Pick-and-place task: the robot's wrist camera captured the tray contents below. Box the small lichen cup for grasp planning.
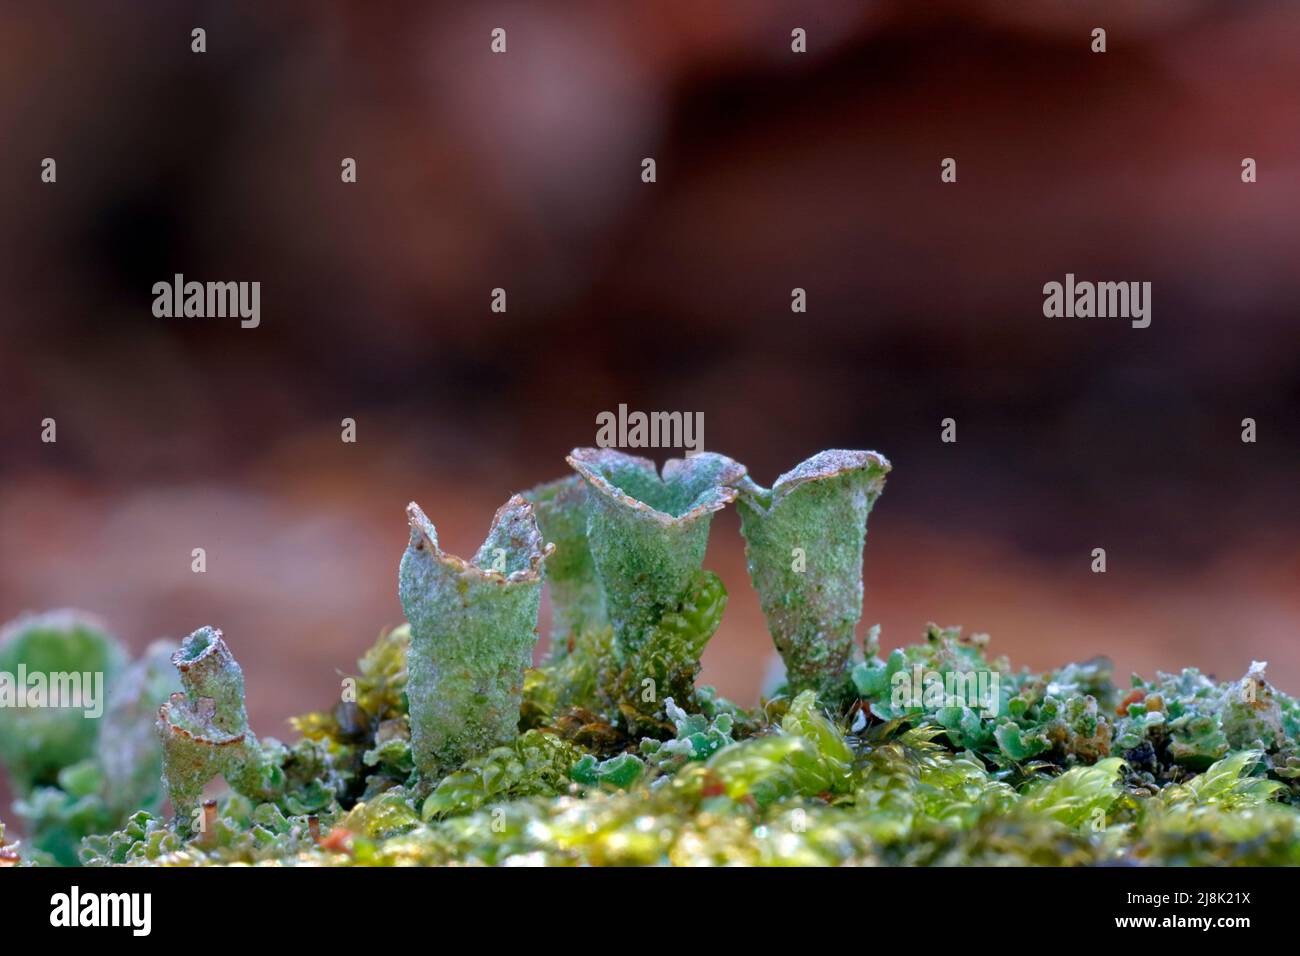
[733,450,890,696]
[99,640,181,819]
[399,495,553,780]
[157,626,276,827]
[523,475,607,652]
[0,610,127,793]
[565,448,745,664]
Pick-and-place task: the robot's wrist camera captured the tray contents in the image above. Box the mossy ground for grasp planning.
[38,620,1300,867]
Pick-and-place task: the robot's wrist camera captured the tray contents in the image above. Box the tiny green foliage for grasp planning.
[5,446,1300,867]
[611,569,728,728]
[779,690,855,794]
[640,697,735,772]
[1019,757,1126,827]
[570,751,644,790]
[421,729,581,820]
[1159,749,1283,810]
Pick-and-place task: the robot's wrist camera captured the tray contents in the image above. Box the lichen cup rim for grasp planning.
[566,447,746,526]
[172,625,226,670]
[157,697,247,748]
[734,448,892,513]
[405,494,553,584]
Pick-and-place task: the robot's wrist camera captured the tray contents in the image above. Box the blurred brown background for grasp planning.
[2,0,1298,815]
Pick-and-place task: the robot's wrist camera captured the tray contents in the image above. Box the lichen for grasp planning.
[735,450,890,697]
[0,611,127,792]
[156,627,284,827]
[399,496,552,779]
[523,475,607,648]
[566,448,742,659]
[4,445,1300,867]
[68,627,1300,867]
[0,617,178,864]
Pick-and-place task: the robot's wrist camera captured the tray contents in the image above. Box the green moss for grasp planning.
[421,730,581,820]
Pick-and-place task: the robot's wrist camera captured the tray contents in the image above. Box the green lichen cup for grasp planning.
[157,627,274,827]
[734,450,890,696]
[99,640,181,819]
[399,495,553,780]
[523,475,606,652]
[0,610,126,793]
[566,448,744,665]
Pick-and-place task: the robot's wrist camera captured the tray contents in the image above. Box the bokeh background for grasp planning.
[2,1,1298,814]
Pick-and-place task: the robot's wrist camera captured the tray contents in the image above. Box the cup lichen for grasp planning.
[565,448,744,722]
[734,449,890,697]
[4,445,1300,868]
[0,611,127,791]
[523,475,607,650]
[399,495,554,779]
[157,627,285,827]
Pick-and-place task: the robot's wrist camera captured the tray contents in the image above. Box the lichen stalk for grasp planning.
[523,475,607,651]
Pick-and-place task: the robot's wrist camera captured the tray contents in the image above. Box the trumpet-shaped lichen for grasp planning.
[735,450,890,697]
[4,445,1300,867]
[156,627,285,827]
[566,448,743,659]
[399,496,553,778]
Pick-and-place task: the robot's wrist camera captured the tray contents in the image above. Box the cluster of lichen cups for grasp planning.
[152,446,891,817]
[6,446,1300,866]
